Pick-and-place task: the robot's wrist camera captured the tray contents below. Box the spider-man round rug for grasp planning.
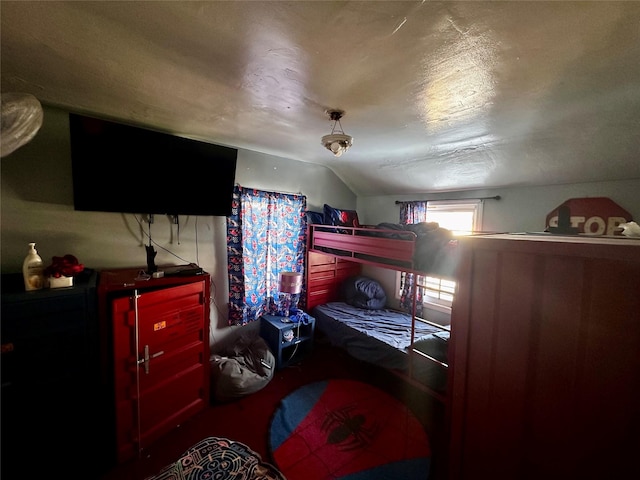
[268,379,431,480]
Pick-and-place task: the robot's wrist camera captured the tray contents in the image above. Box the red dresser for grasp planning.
[98,267,210,464]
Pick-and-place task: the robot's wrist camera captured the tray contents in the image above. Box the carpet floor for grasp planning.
[98,340,447,480]
[269,379,431,480]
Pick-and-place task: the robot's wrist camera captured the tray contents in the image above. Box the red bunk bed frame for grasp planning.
[305,223,459,403]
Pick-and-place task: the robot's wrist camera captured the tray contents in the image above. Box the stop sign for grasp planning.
[546,197,633,236]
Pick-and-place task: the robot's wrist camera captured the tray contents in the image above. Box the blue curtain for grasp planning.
[398,201,427,315]
[226,186,306,326]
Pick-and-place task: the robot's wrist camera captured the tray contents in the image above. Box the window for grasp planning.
[397,199,483,310]
[422,276,456,303]
[424,200,483,235]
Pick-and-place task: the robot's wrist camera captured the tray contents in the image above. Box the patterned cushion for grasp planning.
[323,204,360,227]
[147,436,285,480]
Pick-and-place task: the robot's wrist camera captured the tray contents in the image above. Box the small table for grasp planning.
[260,314,315,369]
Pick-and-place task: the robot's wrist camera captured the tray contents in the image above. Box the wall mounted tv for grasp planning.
[69,113,238,216]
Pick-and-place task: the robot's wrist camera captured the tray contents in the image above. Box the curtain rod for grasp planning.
[395,195,501,204]
[236,183,304,196]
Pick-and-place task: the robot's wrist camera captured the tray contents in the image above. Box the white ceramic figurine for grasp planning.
[618,221,640,237]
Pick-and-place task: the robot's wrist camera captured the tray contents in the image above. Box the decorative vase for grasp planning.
[49,276,73,289]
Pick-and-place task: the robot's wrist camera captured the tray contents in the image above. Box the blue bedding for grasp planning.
[312,302,449,393]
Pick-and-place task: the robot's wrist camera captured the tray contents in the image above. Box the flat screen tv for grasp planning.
[69,113,237,216]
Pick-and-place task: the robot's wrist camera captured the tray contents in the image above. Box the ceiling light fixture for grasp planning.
[321,109,353,157]
[1,92,43,158]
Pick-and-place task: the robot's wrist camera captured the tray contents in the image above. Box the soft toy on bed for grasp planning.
[341,275,387,310]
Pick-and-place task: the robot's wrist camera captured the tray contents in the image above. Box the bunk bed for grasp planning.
[309,221,458,275]
[305,212,460,402]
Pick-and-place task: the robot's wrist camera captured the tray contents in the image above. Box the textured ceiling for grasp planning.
[2,1,639,196]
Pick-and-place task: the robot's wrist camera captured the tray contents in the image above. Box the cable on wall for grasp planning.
[133,214,193,265]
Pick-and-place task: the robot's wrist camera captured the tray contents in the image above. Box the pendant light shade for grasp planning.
[321,110,353,157]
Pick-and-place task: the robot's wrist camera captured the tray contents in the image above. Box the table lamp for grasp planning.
[278,272,302,317]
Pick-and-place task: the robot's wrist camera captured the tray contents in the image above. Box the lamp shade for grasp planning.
[321,110,353,157]
[278,272,302,294]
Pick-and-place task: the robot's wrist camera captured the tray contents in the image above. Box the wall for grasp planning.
[0,105,356,346]
[357,179,640,323]
[357,182,639,229]
[4,105,639,348]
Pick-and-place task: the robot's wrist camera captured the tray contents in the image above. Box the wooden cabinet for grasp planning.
[1,269,108,478]
[448,234,640,479]
[98,268,210,464]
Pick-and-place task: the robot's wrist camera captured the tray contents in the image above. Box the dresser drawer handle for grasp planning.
[137,346,165,374]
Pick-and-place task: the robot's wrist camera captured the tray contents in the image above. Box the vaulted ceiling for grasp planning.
[2,1,639,196]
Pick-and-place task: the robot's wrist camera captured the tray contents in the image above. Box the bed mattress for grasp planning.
[312,302,449,393]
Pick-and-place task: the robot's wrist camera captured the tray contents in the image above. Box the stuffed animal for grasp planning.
[618,221,640,237]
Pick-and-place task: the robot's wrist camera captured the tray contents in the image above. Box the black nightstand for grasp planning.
[260,314,315,369]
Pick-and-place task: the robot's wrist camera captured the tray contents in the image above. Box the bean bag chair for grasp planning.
[210,329,275,402]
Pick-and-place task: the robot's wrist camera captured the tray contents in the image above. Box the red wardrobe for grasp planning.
[448,234,640,479]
